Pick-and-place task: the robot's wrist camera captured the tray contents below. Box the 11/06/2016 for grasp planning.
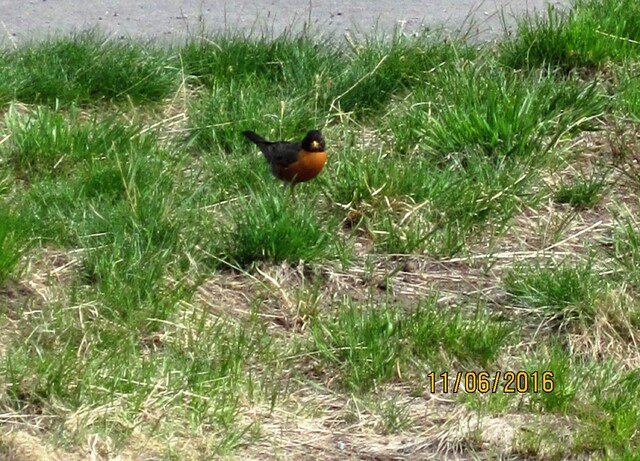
[426,371,555,394]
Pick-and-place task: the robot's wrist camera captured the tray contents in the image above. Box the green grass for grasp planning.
[388,63,606,161]
[504,260,603,327]
[327,30,477,118]
[615,64,640,119]
[468,343,640,457]
[219,190,339,266]
[3,105,161,179]
[0,31,179,106]
[611,212,640,285]
[500,0,640,71]
[554,171,609,209]
[323,60,611,256]
[0,207,24,285]
[1,1,640,458]
[309,298,510,392]
[179,32,339,90]
[188,78,325,154]
[3,303,275,454]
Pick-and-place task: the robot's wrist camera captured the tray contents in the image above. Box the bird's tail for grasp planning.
[242,130,268,145]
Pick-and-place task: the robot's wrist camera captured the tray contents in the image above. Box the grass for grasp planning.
[309,297,510,392]
[554,171,609,209]
[1,1,640,458]
[388,62,606,161]
[611,212,640,285]
[0,207,23,285]
[0,30,179,106]
[504,260,603,327]
[3,105,162,180]
[220,190,339,266]
[614,64,640,119]
[500,0,640,71]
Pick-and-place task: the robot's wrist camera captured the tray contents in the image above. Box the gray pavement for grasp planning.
[0,0,570,44]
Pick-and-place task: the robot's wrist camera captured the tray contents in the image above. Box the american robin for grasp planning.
[242,130,327,184]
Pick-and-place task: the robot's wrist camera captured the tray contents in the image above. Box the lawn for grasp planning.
[1,0,640,459]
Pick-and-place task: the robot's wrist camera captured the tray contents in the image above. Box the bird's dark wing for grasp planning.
[242,131,301,166]
[260,141,302,167]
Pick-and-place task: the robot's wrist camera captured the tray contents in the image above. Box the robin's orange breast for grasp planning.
[274,150,327,183]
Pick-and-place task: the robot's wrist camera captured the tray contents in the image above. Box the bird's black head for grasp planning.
[301,130,325,152]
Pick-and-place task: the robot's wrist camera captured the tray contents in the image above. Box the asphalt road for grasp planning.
[0,0,570,44]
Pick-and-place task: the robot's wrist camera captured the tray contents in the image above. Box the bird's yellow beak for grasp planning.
[311,140,320,149]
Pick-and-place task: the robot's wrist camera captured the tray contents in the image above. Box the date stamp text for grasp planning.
[427,371,554,394]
